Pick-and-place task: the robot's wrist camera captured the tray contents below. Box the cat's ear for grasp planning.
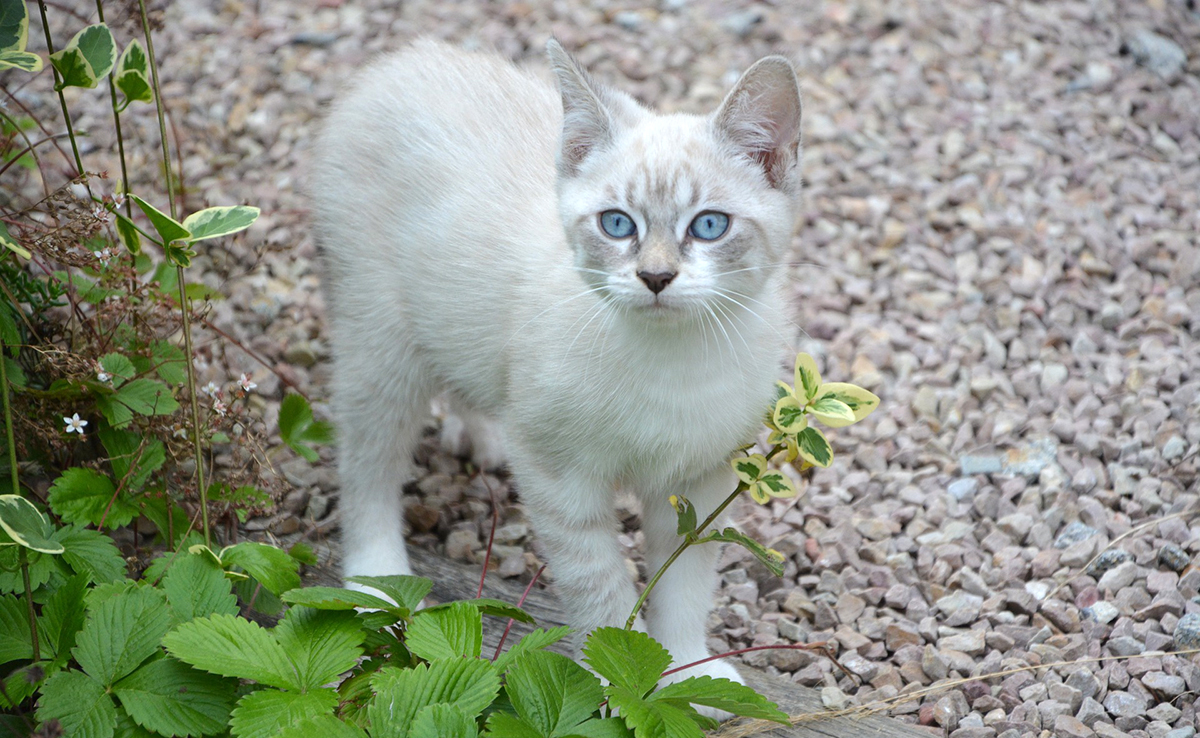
[546,39,641,176]
[713,56,803,191]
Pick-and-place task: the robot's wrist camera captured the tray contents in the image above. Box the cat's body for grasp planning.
[312,39,801,687]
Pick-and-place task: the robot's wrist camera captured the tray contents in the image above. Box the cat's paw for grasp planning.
[438,410,507,470]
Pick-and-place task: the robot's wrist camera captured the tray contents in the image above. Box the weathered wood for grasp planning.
[306,545,930,738]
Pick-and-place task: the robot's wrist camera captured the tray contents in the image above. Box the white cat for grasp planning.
[311,39,801,687]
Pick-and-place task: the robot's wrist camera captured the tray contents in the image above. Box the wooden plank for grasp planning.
[306,544,930,738]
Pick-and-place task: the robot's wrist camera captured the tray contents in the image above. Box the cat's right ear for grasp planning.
[546,39,638,176]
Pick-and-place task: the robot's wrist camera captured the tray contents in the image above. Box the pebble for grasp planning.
[947,478,979,501]
[1173,613,1200,650]
[1125,28,1188,82]
[1158,544,1191,572]
[1055,522,1099,549]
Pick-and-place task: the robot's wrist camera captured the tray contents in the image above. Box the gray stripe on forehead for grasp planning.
[624,160,703,206]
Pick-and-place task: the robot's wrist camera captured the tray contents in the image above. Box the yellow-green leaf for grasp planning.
[0,495,64,554]
[0,50,41,72]
[114,213,141,254]
[50,46,97,89]
[808,396,855,427]
[68,23,117,79]
[182,206,260,242]
[756,471,796,499]
[731,454,767,484]
[115,38,148,76]
[131,195,190,245]
[0,0,30,55]
[115,69,152,108]
[796,427,833,468]
[0,222,30,259]
[772,395,807,434]
[816,382,880,426]
[793,353,821,403]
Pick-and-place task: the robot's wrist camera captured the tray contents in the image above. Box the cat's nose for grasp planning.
[637,270,676,294]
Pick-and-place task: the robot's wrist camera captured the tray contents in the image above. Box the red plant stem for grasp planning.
[491,564,546,661]
[659,641,854,683]
[476,473,500,599]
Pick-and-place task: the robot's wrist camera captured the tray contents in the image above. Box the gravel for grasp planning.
[15,0,1200,734]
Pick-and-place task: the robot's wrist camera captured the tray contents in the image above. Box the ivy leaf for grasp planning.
[0,593,32,664]
[182,206,260,242]
[700,528,785,576]
[57,525,127,583]
[749,471,796,506]
[0,221,31,258]
[369,659,500,738]
[273,607,364,690]
[115,69,152,109]
[115,38,148,76]
[796,426,833,468]
[582,628,671,698]
[278,393,334,462]
[50,46,97,89]
[47,468,138,530]
[67,23,117,78]
[163,613,299,690]
[36,670,118,738]
[220,541,301,596]
[493,626,573,674]
[772,395,807,434]
[730,454,766,485]
[0,0,30,55]
[650,675,789,724]
[228,688,338,738]
[0,49,41,72]
[0,494,64,553]
[793,353,822,403]
[808,395,855,427]
[130,195,190,245]
[161,552,238,624]
[73,586,172,687]
[114,213,142,254]
[113,657,237,738]
[669,495,696,537]
[410,704,478,738]
[814,382,880,427]
[406,601,482,661]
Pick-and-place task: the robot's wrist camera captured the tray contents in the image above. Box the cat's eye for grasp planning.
[689,212,730,240]
[599,210,636,239]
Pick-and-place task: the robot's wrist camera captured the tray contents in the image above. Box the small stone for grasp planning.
[934,693,968,730]
[1041,600,1081,633]
[1147,703,1182,723]
[948,478,980,500]
[1086,549,1132,577]
[820,686,851,710]
[1102,691,1145,718]
[1097,561,1139,592]
[1107,636,1145,656]
[1158,543,1191,571]
[305,494,331,520]
[405,502,441,533]
[885,623,922,651]
[1055,522,1098,549]
[1165,729,1197,738]
[1077,696,1107,727]
[1161,435,1186,461]
[1083,601,1119,624]
[940,630,986,655]
[270,515,300,535]
[444,529,477,561]
[283,340,318,368]
[1125,28,1188,82]
[1172,613,1200,650]
[923,645,949,680]
[1056,715,1095,738]
[1140,672,1185,698]
[1066,669,1100,700]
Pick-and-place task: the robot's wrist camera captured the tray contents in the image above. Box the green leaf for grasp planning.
[73,586,171,686]
[669,495,696,537]
[344,575,431,611]
[37,670,118,738]
[0,298,19,349]
[0,222,30,259]
[606,685,703,738]
[162,553,238,624]
[505,650,604,737]
[793,353,822,404]
[220,541,300,596]
[151,259,179,293]
[96,395,134,429]
[0,593,32,664]
[700,527,785,576]
[228,688,337,738]
[68,23,117,79]
[114,378,179,418]
[410,704,478,738]
[115,709,165,738]
[114,213,142,254]
[493,626,572,673]
[165,242,195,268]
[274,607,364,690]
[582,628,671,698]
[0,546,62,595]
[424,597,536,625]
[114,69,152,108]
[0,494,63,553]
[288,542,318,566]
[57,525,127,583]
[0,49,42,73]
[184,282,223,301]
[771,395,807,434]
[0,0,29,54]
[276,714,369,738]
[97,426,165,494]
[0,660,49,711]
[484,713,544,738]
[278,393,333,462]
[164,613,299,690]
[115,38,147,75]
[182,206,260,242]
[730,454,766,485]
[50,46,98,89]
[280,586,396,612]
[114,657,236,737]
[47,468,138,530]
[750,471,796,506]
[149,340,187,385]
[369,659,500,738]
[650,675,788,724]
[406,601,482,661]
[796,426,833,468]
[98,353,136,387]
[37,574,88,667]
[814,382,880,427]
[808,395,855,427]
[130,195,190,245]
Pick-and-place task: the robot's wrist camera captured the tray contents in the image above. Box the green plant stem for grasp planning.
[0,335,16,495]
[136,0,208,547]
[624,444,785,629]
[19,548,39,661]
[35,1,89,188]
[94,0,132,219]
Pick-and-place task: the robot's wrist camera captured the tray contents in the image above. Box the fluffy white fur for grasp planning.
[311,39,802,691]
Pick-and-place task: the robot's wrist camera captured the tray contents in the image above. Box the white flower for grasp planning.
[237,373,257,392]
[213,398,227,417]
[95,361,111,383]
[93,247,113,266]
[173,425,188,439]
[63,413,88,434]
[92,204,111,223]
[202,381,220,397]
[113,192,126,208]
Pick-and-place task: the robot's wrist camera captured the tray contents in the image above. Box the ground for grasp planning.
[13,0,1200,736]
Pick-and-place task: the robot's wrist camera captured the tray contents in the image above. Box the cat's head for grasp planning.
[547,40,802,321]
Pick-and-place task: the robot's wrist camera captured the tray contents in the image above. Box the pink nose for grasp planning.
[637,271,676,294]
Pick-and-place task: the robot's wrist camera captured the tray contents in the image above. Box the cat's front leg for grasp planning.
[641,466,745,693]
[509,448,644,654]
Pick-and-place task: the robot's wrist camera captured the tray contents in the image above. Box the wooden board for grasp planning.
[307,544,932,738]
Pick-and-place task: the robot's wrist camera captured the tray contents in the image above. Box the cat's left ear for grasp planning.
[546,39,643,176]
[713,57,803,191]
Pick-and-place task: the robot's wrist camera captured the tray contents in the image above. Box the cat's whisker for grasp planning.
[710,298,754,361]
[567,266,617,280]
[713,287,804,349]
[501,284,611,352]
[555,299,610,382]
[704,301,744,373]
[709,260,830,279]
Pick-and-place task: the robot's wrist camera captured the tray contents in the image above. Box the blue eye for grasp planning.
[689,212,730,240]
[600,210,636,238]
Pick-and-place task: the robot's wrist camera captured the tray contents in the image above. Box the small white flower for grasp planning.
[92,204,111,223]
[63,413,88,434]
[94,361,111,383]
[113,192,126,208]
[173,425,188,439]
[237,373,257,392]
[93,247,113,266]
[202,381,220,397]
[213,398,227,417]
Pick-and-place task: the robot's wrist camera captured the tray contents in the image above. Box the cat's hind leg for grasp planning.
[437,396,507,471]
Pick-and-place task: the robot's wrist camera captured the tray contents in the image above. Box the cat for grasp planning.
[310,38,802,689]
